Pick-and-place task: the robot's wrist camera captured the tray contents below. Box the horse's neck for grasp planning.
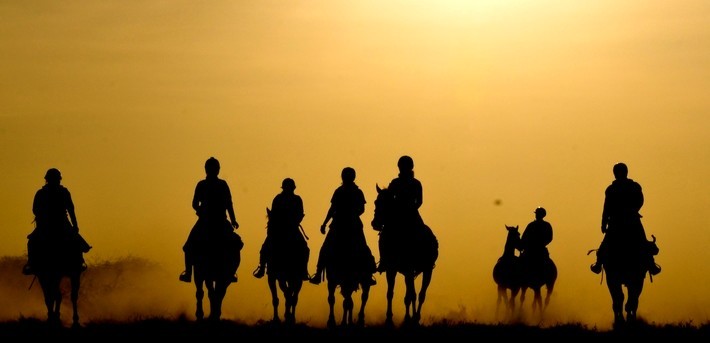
[503,234,519,258]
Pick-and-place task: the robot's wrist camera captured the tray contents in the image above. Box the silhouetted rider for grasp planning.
[377,155,426,272]
[519,207,553,268]
[253,178,310,280]
[591,162,660,275]
[24,168,90,275]
[310,167,376,285]
[180,157,239,283]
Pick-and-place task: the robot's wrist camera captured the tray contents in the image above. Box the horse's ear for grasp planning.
[376,184,381,192]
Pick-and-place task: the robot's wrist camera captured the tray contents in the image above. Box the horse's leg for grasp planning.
[195,278,205,321]
[327,281,337,328]
[342,289,354,326]
[414,269,433,323]
[543,281,555,312]
[357,283,370,327]
[290,280,303,324]
[605,278,625,326]
[509,287,520,318]
[212,281,228,321]
[40,276,62,325]
[268,275,280,323]
[402,274,416,325]
[281,280,293,324]
[70,273,81,328]
[533,288,542,316]
[625,277,644,323]
[207,281,225,321]
[496,285,506,319]
[384,270,396,327]
[519,287,527,314]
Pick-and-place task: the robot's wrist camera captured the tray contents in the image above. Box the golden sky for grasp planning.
[1,1,709,329]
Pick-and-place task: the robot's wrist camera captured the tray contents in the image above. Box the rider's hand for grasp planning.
[320,224,326,235]
[601,225,607,234]
[232,221,239,230]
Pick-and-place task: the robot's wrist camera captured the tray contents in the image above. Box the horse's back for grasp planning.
[521,257,556,289]
[194,231,242,281]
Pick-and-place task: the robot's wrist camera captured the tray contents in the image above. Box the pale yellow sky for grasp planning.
[1,1,709,329]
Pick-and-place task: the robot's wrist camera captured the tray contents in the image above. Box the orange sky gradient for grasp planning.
[1,1,709,330]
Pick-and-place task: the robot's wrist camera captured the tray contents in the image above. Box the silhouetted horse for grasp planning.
[321,230,376,328]
[30,232,90,328]
[371,185,438,326]
[493,225,522,319]
[591,225,660,327]
[191,229,242,321]
[519,247,556,317]
[263,208,309,325]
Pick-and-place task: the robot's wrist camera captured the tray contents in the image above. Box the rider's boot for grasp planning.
[179,266,192,283]
[590,258,603,274]
[309,269,323,285]
[253,264,266,279]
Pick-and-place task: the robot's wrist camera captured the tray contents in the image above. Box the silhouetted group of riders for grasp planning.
[22,156,660,325]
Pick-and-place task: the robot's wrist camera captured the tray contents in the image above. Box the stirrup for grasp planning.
[309,272,322,285]
[179,271,192,283]
[649,263,661,276]
[590,262,602,274]
[253,265,265,279]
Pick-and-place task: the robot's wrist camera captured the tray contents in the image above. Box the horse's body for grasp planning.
[493,225,522,318]
[371,185,438,326]
[322,230,376,328]
[263,208,309,325]
[30,232,89,328]
[519,252,556,316]
[597,222,658,327]
[191,230,242,321]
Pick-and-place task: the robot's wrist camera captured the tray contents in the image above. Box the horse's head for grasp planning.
[371,184,392,231]
[502,225,520,256]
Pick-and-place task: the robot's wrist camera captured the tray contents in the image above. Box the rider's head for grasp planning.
[397,155,414,172]
[205,157,220,177]
[44,168,62,185]
[341,167,356,183]
[281,178,296,192]
[613,162,628,180]
[534,207,547,219]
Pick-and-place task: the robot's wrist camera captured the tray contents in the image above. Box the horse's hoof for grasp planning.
[327,319,336,329]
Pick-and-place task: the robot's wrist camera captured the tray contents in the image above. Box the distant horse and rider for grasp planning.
[23,168,91,328]
[309,167,377,328]
[371,156,439,327]
[253,178,311,325]
[588,163,661,327]
[493,207,557,322]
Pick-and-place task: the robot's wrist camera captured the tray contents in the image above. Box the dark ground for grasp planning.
[1,318,708,342]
